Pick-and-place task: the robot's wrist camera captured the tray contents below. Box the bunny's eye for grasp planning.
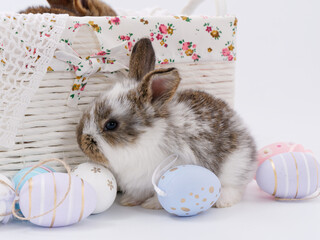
[104,120,118,131]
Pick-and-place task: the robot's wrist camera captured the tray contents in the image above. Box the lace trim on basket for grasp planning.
[0,13,68,149]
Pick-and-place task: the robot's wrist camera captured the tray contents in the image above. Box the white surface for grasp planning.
[1,0,320,239]
[1,182,320,239]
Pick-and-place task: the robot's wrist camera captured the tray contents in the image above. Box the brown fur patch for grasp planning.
[76,112,88,148]
[175,90,242,173]
[75,0,117,16]
[47,0,74,11]
[21,0,116,16]
[20,6,76,15]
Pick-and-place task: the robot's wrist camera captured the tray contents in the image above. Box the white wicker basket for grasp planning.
[0,12,237,177]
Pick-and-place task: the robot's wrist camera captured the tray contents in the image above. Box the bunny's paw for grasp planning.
[141,195,163,210]
[120,194,142,207]
[214,186,243,208]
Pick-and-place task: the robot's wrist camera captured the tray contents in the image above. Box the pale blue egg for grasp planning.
[13,166,55,192]
[157,165,221,217]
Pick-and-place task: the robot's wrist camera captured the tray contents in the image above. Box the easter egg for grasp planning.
[19,172,97,227]
[257,142,311,166]
[156,165,221,216]
[71,163,117,214]
[13,165,55,192]
[0,174,15,224]
[256,152,320,199]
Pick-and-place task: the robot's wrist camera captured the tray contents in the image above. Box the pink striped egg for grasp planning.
[19,172,97,227]
[257,142,311,166]
[256,152,320,199]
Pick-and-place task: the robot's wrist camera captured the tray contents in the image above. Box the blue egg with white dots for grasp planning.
[157,165,221,217]
[13,165,55,192]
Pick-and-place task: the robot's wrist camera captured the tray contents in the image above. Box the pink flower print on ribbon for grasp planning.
[159,24,168,34]
[158,58,175,64]
[111,17,120,25]
[178,40,201,62]
[150,22,175,47]
[128,42,133,51]
[156,34,163,40]
[222,48,230,56]
[192,53,199,61]
[74,23,81,29]
[203,23,222,40]
[118,33,134,51]
[80,83,87,91]
[222,41,236,61]
[182,42,190,50]
[69,22,86,32]
[95,51,107,56]
[108,17,121,30]
[151,23,175,47]
[73,65,79,71]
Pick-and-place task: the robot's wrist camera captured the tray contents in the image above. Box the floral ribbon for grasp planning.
[55,42,130,108]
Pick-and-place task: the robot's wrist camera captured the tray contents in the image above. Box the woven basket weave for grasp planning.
[0,16,235,177]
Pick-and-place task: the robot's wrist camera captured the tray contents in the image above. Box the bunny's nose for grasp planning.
[78,134,109,165]
[81,134,98,149]
[79,134,99,156]
[85,134,97,145]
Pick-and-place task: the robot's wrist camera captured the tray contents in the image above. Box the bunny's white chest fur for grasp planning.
[97,118,169,198]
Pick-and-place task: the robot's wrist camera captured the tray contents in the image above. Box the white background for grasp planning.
[1,0,320,239]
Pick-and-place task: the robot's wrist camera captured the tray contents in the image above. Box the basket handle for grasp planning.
[181,0,227,16]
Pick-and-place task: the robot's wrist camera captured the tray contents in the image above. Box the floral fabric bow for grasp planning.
[55,42,129,108]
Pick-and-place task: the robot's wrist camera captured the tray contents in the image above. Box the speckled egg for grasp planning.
[13,165,55,192]
[19,172,97,227]
[157,165,221,217]
[256,152,320,199]
[71,163,117,214]
[0,174,15,224]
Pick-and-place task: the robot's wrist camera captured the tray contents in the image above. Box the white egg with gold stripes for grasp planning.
[256,152,320,199]
[19,172,97,227]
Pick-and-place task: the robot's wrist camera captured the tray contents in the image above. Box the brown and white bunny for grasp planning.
[21,0,116,16]
[76,38,257,209]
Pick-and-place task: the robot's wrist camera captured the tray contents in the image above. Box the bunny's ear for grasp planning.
[73,0,117,16]
[128,38,156,81]
[138,68,181,106]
